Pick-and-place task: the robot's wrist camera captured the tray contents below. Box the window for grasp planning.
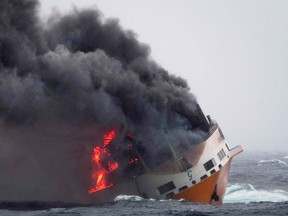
[178,158,192,171]
[217,149,226,161]
[200,174,208,181]
[157,181,176,195]
[203,158,216,171]
[178,185,188,192]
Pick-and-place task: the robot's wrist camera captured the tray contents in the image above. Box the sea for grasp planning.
[0,151,288,216]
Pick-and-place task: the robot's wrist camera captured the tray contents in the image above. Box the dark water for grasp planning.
[1,152,288,216]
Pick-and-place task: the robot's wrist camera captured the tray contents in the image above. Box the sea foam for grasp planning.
[224,183,288,203]
[114,195,144,202]
[257,159,287,167]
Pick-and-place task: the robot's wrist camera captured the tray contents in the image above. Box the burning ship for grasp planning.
[88,105,243,205]
[0,0,242,204]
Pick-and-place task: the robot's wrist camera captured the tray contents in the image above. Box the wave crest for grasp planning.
[114,195,144,202]
[224,183,288,203]
[257,159,287,167]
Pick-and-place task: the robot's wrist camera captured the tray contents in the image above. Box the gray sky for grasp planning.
[39,0,288,152]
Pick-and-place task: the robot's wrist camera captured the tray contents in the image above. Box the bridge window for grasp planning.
[203,158,216,171]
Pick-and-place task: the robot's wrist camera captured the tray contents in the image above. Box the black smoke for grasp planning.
[0,0,206,202]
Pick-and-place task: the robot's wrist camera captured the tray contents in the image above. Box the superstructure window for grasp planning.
[178,185,188,192]
[200,174,208,181]
[157,181,176,195]
[178,158,192,171]
[203,158,216,171]
[217,149,226,161]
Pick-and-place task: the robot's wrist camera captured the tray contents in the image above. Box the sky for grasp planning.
[39,0,288,152]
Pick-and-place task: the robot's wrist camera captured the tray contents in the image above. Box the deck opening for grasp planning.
[204,158,216,171]
[157,181,176,195]
[178,185,188,192]
[200,174,208,181]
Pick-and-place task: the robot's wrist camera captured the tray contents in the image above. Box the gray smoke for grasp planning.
[0,0,204,202]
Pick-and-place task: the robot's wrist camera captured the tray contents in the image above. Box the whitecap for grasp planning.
[283,156,288,159]
[114,195,144,202]
[223,183,288,204]
[257,159,287,167]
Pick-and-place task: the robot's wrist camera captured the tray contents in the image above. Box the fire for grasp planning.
[103,130,116,147]
[108,161,119,171]
[88,130,119,194]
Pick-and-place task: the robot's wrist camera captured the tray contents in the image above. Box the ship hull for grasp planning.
[174,157,232,204]
[89,124,243,205]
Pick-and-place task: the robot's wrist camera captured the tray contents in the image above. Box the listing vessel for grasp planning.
[89,104,243,205]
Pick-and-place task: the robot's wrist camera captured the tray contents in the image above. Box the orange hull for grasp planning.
[174,158,232,204]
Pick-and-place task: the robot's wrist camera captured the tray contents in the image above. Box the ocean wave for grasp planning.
[257,159,287,167]
[114,195,144,202]
[224,183,288,204]
[267,174,288,184]
[0,201,85,210]
[113,195,187,203]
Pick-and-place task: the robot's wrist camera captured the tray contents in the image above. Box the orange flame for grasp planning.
[89,130,119,194]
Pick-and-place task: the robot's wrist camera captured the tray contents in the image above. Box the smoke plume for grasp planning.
[0,0,205,202]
